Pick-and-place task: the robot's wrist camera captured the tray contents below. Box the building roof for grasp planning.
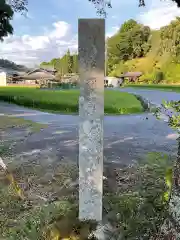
[119,72,142,78]
[40,66,56,72]
[19,68,55,80]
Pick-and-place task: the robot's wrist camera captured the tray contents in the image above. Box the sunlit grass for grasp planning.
[0,87,144,114]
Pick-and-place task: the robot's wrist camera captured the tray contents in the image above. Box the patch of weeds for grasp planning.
[0,116,47,133]
[0,160,98,240]
[0,183,26,238]
[2,200,98,240]
[0,144,12,158]
[104,152,173,240]
[4,200,73,239]
[0,152,173,239]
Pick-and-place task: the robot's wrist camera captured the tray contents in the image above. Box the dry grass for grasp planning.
[0,114,174,239]
[0,115,47,132]
[0,150,173,239]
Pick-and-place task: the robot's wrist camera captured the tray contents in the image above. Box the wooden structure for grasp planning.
[11,68,56,85]
[119,72,142,83]
[40,66,57,75]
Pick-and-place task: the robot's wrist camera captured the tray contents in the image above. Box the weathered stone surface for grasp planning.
[78,19,105,221]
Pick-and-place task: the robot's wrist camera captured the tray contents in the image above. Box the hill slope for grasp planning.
[108,18,180,84]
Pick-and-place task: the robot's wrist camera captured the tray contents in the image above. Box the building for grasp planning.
[0,72,7,86]
[15,68,56,84]
[40,66,57,75]
[104,77,123,87]
[119,72,142,82]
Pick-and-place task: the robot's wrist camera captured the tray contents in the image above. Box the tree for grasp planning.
[88,0,180,10]
[6,0,28,13]
[107,20,151,62]
[160,17,180,63]
[72,54,78,73]
[0,0,14,41]
[66,49,73,74]
[4,0,180,16]
[119,19,138,33]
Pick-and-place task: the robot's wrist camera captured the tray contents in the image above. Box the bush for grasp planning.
[139,73,154,84]
[153,71,164,83]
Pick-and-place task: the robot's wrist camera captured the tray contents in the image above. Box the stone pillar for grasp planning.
[78,19,105,221]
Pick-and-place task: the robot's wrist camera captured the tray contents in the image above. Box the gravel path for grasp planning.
[0,89,178,167]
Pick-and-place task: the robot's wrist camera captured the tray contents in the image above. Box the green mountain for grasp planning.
[107,18,180,84]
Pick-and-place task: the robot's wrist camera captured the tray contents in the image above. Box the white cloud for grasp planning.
[138,0,180,29]
[0,21,77,67]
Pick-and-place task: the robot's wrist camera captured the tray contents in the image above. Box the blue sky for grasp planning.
[2,0,180,66]
[12,0,147,36]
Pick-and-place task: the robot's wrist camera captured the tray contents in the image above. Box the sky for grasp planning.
[1,0,180,67]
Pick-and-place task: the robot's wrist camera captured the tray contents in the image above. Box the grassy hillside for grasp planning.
[108,21,180,84]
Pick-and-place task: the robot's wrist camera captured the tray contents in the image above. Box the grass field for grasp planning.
[0,87,144,115]
[125,84,180,92]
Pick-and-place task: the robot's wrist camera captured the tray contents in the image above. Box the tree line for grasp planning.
[41,19,152,77]
[40,50,78,78]
[41,17,180,78]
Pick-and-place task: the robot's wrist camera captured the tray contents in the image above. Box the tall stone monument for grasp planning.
[78,19,105,221]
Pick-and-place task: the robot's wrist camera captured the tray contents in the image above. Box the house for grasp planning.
[40,66,57,75]
[119,72,142,82]
[104,77,123,87]
[0,72,7,86]
[17,68,56,84]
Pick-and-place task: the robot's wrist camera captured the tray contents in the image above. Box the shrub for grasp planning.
[153,71,164,83]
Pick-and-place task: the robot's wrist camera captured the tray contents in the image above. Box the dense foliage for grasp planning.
[160,17,180,63]
[107,19,151,74]
[107,17,180,83]
[88,0,180,14]
[0,0,14,41]
[7,0,28,13]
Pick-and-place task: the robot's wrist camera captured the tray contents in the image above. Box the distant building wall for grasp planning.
[104,77,123,87]
[8,83,39,87]
[0,72,7,86]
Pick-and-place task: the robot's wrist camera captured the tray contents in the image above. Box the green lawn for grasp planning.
[0,87,143,115]
[125,84,180,92]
